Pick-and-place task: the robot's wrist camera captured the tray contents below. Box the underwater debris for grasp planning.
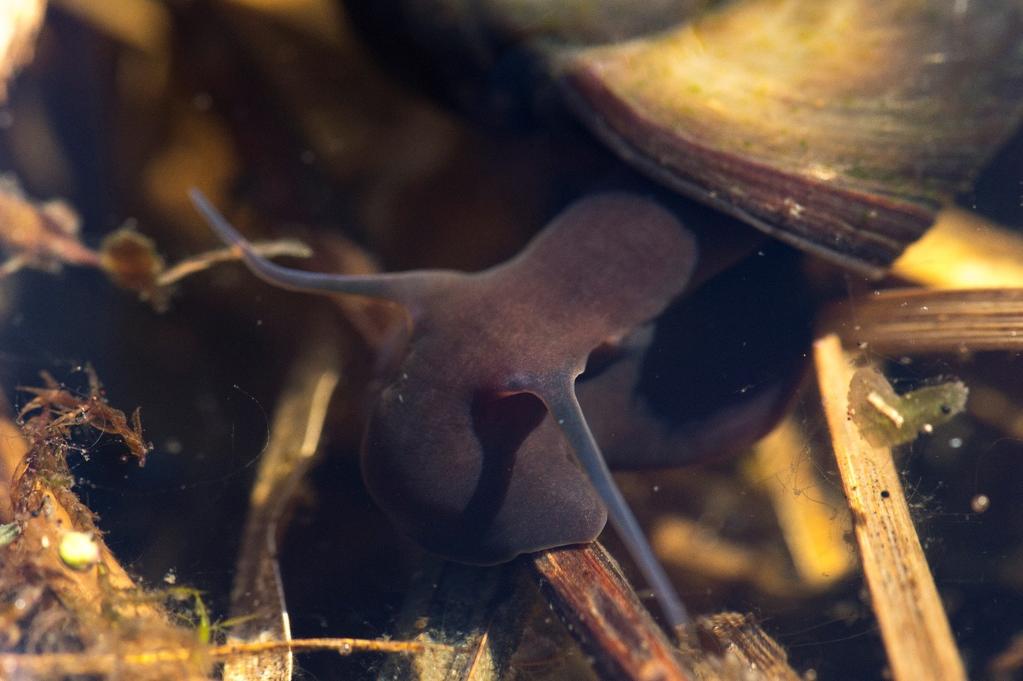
[0,369,452,680]
[0,172,310,312]
[100,225,312,311]
[0,371,208,680]
[18,368,151,464]
[848,367,968,448]
[816,337,966,681]
[0,175,99,276]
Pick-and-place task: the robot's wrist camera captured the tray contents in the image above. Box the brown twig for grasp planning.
[530,543,694,681]
[813,334,965,681]
[681,612,803,681]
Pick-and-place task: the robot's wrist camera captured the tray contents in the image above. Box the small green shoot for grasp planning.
[848,367,968,447]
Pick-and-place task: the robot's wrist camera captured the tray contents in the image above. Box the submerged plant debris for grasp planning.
[99,225,312,311]
[1,371,435,680]
[848,367,969,448]
[0,372,207,680]
[18,368,151,464]
[0,173,310,310]
[0,174,99,275]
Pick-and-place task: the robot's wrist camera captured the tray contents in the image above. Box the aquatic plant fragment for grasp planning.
[848,367,967,448]
[190,188,697,627]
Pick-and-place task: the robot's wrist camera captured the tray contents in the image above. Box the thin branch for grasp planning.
[813,334,965,681]
[157,239,313,287]
[0,637,443,678]
[531,543,694,681]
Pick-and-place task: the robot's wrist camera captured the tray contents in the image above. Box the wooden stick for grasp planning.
[822,287,1023,353]
[682,612,803,681]
[813,334,965,681]
[530,543,695,681]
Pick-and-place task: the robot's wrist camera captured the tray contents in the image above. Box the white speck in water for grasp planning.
[921,423,933,434]
[164,570,177,585]
[652,485,660,493]
[899,356,912,365]
[783,197,804,218]
[949,437,963,449]
[164,438,183,455]
[971,494,990,513]
[14,598,26,610]
[397,394,404,404]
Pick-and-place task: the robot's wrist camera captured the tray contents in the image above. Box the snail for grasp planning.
[191,188,700,627]
[344,0,1023,276]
